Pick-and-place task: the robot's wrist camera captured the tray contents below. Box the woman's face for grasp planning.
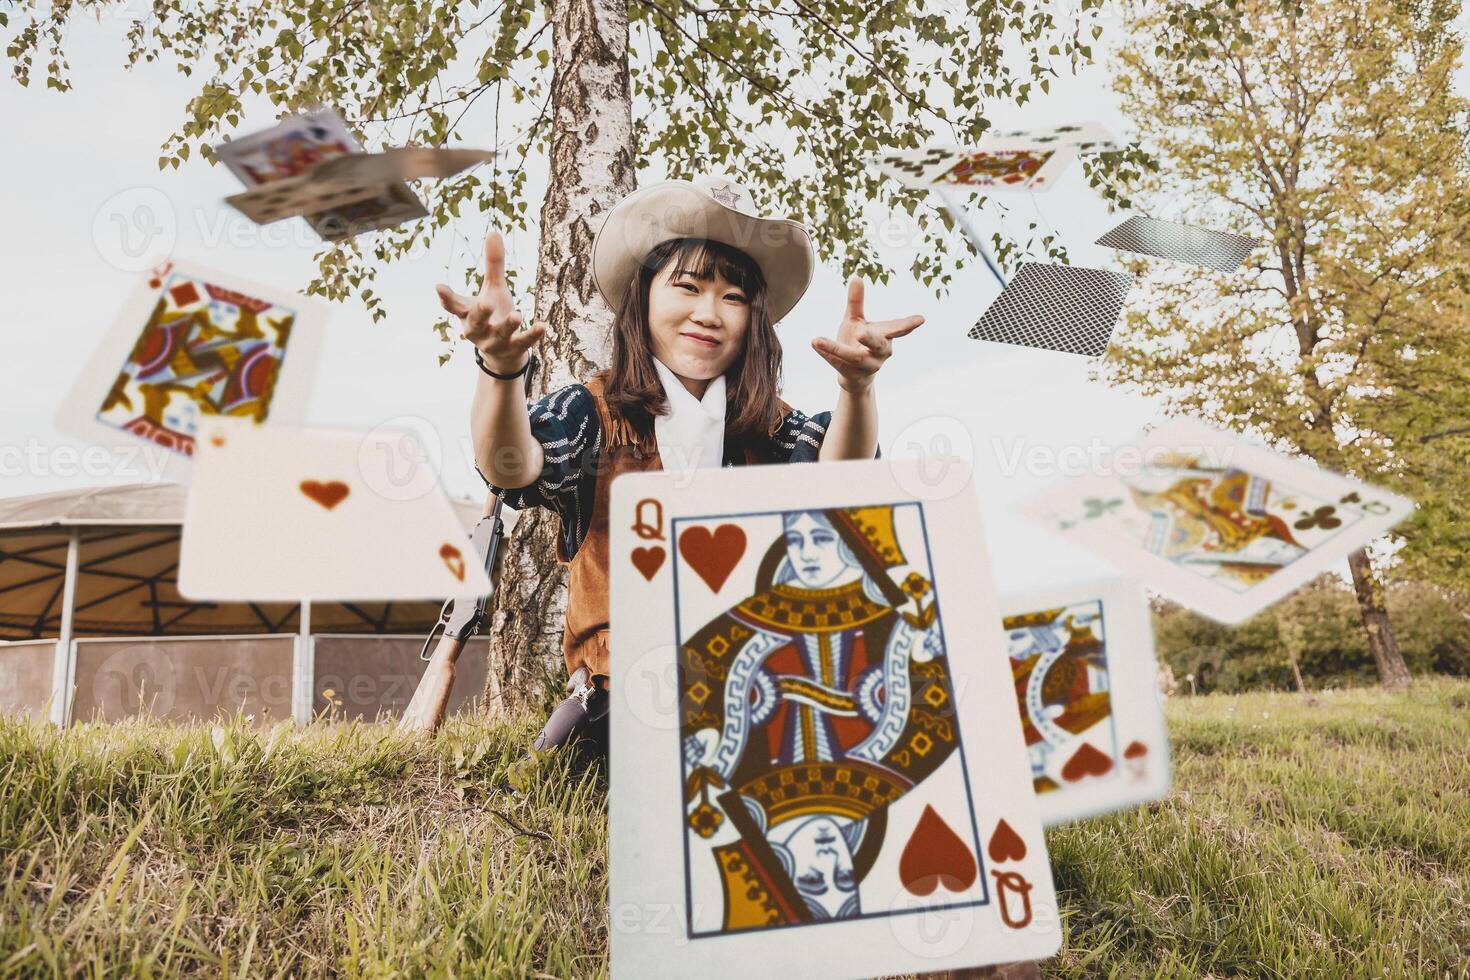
[784,513,859,590]
[645,252,752,383]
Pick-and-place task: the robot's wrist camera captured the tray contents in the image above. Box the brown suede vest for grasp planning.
[563,374,792,678]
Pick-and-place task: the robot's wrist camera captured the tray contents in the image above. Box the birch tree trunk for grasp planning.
[483,0,636,714]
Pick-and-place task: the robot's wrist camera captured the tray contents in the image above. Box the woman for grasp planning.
[436,173,924,753]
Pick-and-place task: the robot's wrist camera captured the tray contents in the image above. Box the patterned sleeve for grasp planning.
[475,383,601,559]
[771,407,882,463]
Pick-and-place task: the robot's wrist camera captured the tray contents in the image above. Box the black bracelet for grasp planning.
[474,347,533,381]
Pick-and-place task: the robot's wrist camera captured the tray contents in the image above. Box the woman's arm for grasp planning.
[438,231,548,489]
[469,367,544,489]
[818,383,879,461]
[813,277,923,462]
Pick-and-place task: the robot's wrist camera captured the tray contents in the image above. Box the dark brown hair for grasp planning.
[603,238,785,451]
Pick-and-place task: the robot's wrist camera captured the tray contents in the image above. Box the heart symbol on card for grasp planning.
[1123,740,1149,760]
[439,543,466,582]
[299,480,350,510]
[1061,742,1114,782]
[987,818,1027,864]
[209,435,226,448]
[899,805,977,896]
[678,524,746,594]
[631,546,665,581]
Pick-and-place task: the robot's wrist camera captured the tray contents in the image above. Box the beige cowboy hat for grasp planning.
[591,173,815,324]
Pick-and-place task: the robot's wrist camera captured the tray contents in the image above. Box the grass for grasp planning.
[2,680,1468,978]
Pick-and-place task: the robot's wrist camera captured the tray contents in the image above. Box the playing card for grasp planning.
[224,146,490,240]
[305,183,429,242]
[967,262,1133,357]
[610,460,1060,978]
[980,122,1120,154]
[999,578,1170,826]
[178,418,490,602]
[214,108,360,188]
[56,260,325,482]
[871,144,1075,192]
[1020,420,1416,624]
[1096,216,1260,272]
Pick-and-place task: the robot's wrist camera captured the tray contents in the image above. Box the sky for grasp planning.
[7,6,1456,597]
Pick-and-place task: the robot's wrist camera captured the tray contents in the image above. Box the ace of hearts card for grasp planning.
[56,260,324,483]
[609,460,1059,978]
[178,418,490,602]
[999,578,1170,826]
[1020,420,1415,624]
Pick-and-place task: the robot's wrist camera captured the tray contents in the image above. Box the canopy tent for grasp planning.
[0,483,498,727]
[0,482,488,639]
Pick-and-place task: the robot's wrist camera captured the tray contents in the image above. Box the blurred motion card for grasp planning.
[999,578,1170,826]
[217,107,493,241]
[56,260,325,480]
[980,122,1120,154]
[968,262,1133,357]
[214,107,360,187]
[1096,216,1260,272]
[1020,420,1415,624]
[178,419,491,602]
[608,459,1060,979]
[871,144,1075,191]
[304,182,428,242]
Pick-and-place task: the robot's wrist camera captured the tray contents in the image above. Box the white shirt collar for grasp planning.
[651,357,726,473]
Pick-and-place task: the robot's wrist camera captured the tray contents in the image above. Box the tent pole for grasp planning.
[292,600,313,726]
[48,528,80,728]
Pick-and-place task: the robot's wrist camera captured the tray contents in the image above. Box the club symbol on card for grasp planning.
[299,479,350,510]
[678,524,746,594]
[987,818,1027,864]
[633,498,667,541]
[1293,505,1342,531]
[439,543,466,582]
[899,805,977,897]
[1061,742,1113,782]
[631,546,666,581]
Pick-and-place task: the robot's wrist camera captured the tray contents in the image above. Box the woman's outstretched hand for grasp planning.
[437,230,547,374]
[812,277,924,393]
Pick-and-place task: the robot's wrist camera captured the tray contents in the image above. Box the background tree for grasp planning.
[1152,578,1470,693]
[5,0,1146,711]
[1109,0,1470,690]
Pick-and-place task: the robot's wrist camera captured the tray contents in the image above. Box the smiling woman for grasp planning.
[435,173,925,755]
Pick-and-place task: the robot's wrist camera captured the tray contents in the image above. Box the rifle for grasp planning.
[398,490,507,733]
[399,354,538,734]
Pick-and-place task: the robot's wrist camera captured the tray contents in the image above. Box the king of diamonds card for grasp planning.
[59,261,323,478]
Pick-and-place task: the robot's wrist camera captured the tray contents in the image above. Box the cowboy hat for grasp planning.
[591,173,815,324]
